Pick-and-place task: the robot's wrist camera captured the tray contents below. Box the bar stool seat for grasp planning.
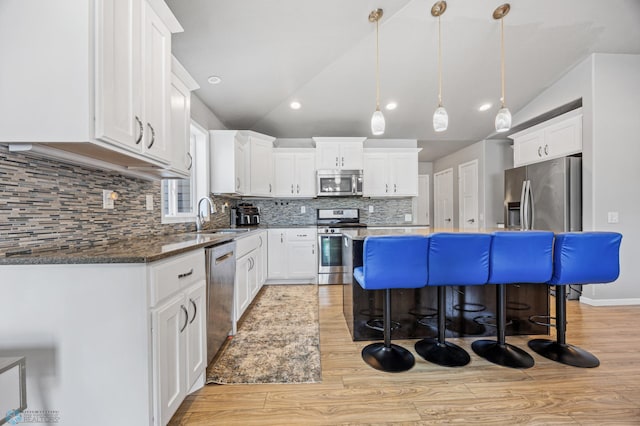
[353,235,429,372]
[528,232,622,368]
[415,233,492,367]
[471,231,554,369]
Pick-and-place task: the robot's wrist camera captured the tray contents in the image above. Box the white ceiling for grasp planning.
[166,0,640,161]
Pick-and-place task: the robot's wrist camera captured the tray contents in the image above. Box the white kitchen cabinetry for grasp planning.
[149,250,207,426]
[0,0,184,177]
[511,110,583,167]
[313,137,366,170]
[363,149,419,197]
[273,149,317,197]
[267,228,317,283]
[210,131,275,195]
[233,231,268,329]
[168,57,200,177]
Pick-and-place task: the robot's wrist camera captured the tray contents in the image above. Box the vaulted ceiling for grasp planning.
[166,0,640,161]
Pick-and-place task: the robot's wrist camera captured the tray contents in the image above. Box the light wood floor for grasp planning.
[170,285,640,425]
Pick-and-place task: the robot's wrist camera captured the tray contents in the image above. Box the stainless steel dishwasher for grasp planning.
[205,241,236,365]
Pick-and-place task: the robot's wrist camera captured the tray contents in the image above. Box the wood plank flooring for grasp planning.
[170,285,640,425]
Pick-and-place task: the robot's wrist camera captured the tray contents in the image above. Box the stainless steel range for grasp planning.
[317,208,366,285]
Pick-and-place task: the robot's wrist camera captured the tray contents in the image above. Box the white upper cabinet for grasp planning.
[511,110,583,167]
[210,130,275,195]
[168,57,199,177]
[313,137,365,170]
[363,149,419,197]
[273,149,316,198]
[0,0,184,176]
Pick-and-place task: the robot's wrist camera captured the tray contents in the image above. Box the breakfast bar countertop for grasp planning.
[343,226,503,240]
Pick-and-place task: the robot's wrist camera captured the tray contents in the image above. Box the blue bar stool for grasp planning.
[528,232,622,368]
[353,235,429,372]
[415,233,492,367]
[472,231,554,368]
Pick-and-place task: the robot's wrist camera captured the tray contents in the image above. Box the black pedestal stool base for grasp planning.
[528,339,600,368]
[472,340,534,369]
[415,339,470,367]
[362,343,415,372]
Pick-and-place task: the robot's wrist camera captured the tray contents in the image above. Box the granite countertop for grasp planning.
[343,227,501,240]
[0,231,249,265]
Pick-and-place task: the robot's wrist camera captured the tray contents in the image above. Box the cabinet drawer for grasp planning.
[236,232,265,258]
[149,249,205,307]
[287,228,316,241]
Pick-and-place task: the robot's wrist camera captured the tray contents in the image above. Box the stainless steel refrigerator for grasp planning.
[504,156,582,297]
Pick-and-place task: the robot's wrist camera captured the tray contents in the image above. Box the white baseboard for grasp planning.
[579,297,640,306]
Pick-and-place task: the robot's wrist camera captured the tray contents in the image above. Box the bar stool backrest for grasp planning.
[356,235,429,290]
[549,232,622,285]
[488,231,554,284]
[427,233,492,286]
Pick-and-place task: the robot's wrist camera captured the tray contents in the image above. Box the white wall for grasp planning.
[514,53,640,304]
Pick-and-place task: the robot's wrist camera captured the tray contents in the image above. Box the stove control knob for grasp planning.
[330,229,335,233]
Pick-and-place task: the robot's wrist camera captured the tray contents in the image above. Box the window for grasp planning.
[161,122,209,223]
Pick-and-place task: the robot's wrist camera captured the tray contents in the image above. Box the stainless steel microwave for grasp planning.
[316,170,363,196]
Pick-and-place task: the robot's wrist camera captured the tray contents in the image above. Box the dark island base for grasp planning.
[343,237,550,341]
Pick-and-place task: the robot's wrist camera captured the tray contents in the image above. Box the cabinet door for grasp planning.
[94,0,142,151]
[267,230,287,278]
[234,141,246,194]
[295,153,317,197]
[340,143,364,169]
[258,233,267,286]
[142,2,171,163]
[248,254,260,299]
[544,115,582,159]
[287,241,317,279]
[513,129,545,167]
[153,294,187,426]
[273,153,296,197]
[362,153,389,196]
[184,281,206,389]
[169,73,192,176]
[315,142,341,169]
[250,138,274,196]
[235,254,251,321]
[389,152,418,196]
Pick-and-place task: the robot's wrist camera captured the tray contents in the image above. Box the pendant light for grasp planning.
[494,4,511,132]
[369,9,385,135]
[432,1,448,132]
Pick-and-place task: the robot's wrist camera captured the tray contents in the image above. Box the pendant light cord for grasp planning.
[375,17,380,110]
[437,15,442,107]
[500,16,505,108]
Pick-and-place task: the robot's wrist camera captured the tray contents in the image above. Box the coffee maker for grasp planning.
[232,203,260,227]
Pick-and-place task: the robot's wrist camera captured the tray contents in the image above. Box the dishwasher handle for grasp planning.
[215,251,234,265]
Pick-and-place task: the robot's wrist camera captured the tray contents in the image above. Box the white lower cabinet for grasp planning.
[233,231,267,329]
[150,249,207,426]
[267,228,317,282]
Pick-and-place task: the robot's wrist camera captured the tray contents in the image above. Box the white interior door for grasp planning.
[413,174,430,225]
[434,168,453,230]
[459,159,479,231]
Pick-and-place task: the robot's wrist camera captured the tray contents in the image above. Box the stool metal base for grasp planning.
[472,340,534,369]
[362,343,415,372]
[528,339,600,368]
[414,339,470,367]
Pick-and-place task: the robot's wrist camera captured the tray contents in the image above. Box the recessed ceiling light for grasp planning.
[385,102,398,111]
[290,101,301,110]
[478,103,492,112]
[207,75,222,85]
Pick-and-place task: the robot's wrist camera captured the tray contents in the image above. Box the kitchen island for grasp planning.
[342,228,550,341]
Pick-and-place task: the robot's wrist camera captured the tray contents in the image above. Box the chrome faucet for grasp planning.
[196,196,215,231]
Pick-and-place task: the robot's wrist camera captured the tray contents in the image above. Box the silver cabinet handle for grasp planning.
[341,156,344,167]
[385,184,389,193]
[236,177,241,191]
[189,299,197,324]
[179,305,189,332]
[296,184,300,194]
[186,152,193,170]
[544,144,549,155]
[178,269,193,279]
[291,184,294,194]
[538,146,543,157]
[146,123,155,149]
[335,156,339,167]
[312,244,315,255]
[259,235,263,247]
[467,218,475,223]
[269,183,272,193]
[445,218,452,222]
[280,233,284,243]
[394,183,397,193]
[134,116,143,145]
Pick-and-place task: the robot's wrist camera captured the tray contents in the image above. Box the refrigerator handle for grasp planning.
[520,180,527,231]
[528,180,535,230]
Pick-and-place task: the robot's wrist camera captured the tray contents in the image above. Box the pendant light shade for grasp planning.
[494,4,511,133]
[371,108,385,135]
[369,9,385,135]
[432,1,448,132]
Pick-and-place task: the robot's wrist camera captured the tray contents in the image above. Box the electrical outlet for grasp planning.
[607,211,619,224]
[301,206,306,214]
[146,194,153,211]
[404,214,412,222]
[102,190,115,209]
[369,205,374,213]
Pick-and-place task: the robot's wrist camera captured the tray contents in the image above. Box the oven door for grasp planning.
[318,233,344,274]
